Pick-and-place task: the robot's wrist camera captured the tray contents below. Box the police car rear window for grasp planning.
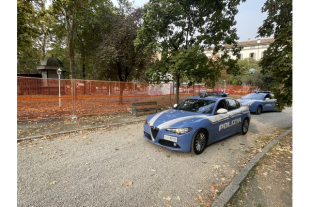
[243,93,264,100]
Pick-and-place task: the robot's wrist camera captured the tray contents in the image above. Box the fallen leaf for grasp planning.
[124,181,133,186]
[212,183,219,187]
[213,165,220,169]
[50,181,57,185]
[163,196,171,201]
[166,155,170,158]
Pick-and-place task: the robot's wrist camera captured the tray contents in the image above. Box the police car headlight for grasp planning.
[145,119,149,125]
[242,102,254,106]
[166,127,192,135]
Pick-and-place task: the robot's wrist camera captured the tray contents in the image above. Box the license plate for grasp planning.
[164,135,177,142]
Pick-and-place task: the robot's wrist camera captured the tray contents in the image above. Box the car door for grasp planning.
[263,94,276,111]
[213,99,234,141]
[226,99,243,133]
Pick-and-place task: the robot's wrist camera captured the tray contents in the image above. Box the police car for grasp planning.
[237,91,281,115]
[143,93,251,155]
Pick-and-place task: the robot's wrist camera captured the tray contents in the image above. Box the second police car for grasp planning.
[143,93,251,155]
[237,91,281,115]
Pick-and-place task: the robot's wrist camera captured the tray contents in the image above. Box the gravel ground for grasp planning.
[17,108,292,207]
[226,132,292,207]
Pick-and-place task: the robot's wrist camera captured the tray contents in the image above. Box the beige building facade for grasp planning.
[204,38,275,61]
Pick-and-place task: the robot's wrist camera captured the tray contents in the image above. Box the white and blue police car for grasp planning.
[237,91,281,115]
[143,93,251,155]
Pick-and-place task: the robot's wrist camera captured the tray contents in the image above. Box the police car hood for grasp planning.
[147,109,211,129]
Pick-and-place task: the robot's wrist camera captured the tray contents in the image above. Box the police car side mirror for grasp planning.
[173,104,178,108]
[217,108,228,114]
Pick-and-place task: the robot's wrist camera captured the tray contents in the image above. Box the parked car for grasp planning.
[237,91,281,115]
[143,93,251,155]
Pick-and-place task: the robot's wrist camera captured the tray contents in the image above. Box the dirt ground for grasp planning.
[17,111,149,139]
[226,132,292,207]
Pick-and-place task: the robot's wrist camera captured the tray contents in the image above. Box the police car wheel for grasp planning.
[255,106,262,115]
[192,129,207,155]
[241,118,249,135]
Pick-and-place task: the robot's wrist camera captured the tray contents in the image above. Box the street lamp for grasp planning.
[249,68,255,92]
[57,68,62,107]
[249,68,255,74]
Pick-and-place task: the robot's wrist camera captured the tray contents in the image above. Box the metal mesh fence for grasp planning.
[17,76,257,120]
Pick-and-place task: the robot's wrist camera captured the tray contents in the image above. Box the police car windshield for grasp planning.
[242,93,264,100]
[175,99,216,114]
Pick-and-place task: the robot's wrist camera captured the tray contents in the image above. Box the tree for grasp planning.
[17,0,44,73]
[51,0,81,79]
[73,0,113,79]
[257,0,292,108]
[135,0,244,104]
[97,0,154,104]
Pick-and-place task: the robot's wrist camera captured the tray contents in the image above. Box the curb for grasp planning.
[17,118,146,142]
[211,128,292,207]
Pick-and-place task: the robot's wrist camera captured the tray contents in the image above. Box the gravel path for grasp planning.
[17,107,292,206]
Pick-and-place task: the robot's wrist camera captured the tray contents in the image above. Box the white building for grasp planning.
[204,38,274,61]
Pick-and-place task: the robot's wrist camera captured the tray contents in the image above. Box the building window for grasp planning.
[261,52,264,59]
[250,53,256,59]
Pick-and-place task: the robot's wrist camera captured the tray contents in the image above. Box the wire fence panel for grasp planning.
[17,77,257,120]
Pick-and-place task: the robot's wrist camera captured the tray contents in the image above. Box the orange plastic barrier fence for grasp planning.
[17,76,257,120]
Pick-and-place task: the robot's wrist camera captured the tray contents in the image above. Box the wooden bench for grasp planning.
[131,101,162,116]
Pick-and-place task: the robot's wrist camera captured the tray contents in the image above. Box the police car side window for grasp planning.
[216,100,227,111]
[226,99,240,111]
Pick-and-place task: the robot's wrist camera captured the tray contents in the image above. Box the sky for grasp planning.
[112,0,269,42]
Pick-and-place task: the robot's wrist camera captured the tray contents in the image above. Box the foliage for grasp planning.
[73,0,114,79]
[97,0,153,82]
[17,0,152,84]
[228,58,273,90]
[97,0,154,104]
[51,0,81,79]
[257,0,292,108]
[135,0,244,104]
[17,0,46,73]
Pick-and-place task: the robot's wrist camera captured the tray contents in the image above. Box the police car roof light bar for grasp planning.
[255,91,271,94]
[199,92,227,98]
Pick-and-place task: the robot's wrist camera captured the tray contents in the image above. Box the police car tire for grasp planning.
[255,106,262,115]
[241,118,249,135]
[192,129,207,155]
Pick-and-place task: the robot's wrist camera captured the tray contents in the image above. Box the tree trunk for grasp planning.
[65,6,76,115]
[117,62,124,105]
[119,82,125,105]
[175,69,180,104]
